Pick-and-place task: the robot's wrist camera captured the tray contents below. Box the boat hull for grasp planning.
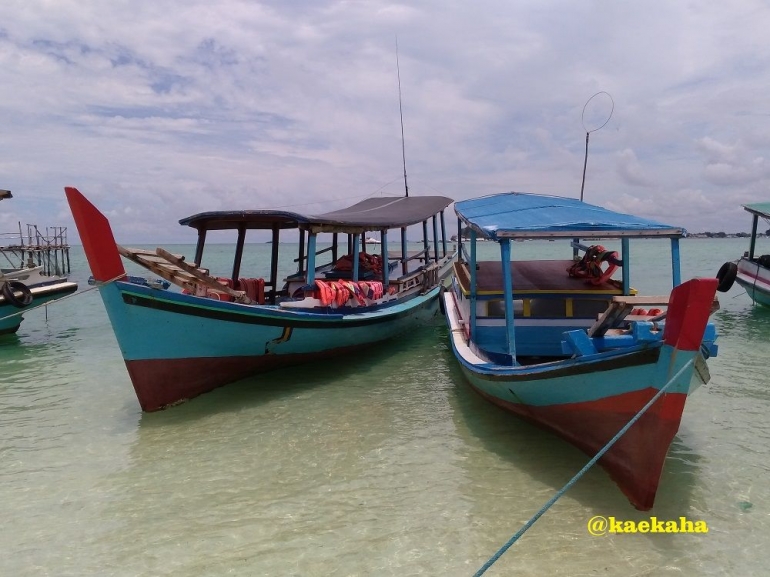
[100,281,440,411]
[735,257,770,307]
[443,276,717,510]
[453,345,691,511]
[0,280,78,335]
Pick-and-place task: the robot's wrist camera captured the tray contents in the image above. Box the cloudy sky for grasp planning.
[1,1,769,244]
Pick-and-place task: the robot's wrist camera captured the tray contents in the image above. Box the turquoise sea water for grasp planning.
[1,238,768,576]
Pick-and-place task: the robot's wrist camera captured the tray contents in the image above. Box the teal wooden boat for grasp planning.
[66,187,456,411]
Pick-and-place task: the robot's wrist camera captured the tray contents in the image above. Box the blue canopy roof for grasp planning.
[455,192,685,240]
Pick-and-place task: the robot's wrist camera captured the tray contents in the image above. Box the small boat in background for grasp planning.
[0,265,79,335]
[443,192,723,510]
[66,186,456,411]
[0,189,78,335]
[723,202,770,306]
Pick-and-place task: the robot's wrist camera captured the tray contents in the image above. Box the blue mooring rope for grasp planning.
[473,356,695,576]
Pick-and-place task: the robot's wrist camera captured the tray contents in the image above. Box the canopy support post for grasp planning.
[401,227,408,275]
[306,233,318,285]
[671,237,681,288]
[232,223,246,283]
[298,228,306,274]
[269,224,279,303]
[432,215,439,262]
[500,238,517,363]
[457,217,463,262]
[440,210,447,257]
[352,234,360,281]
[470,230,477,340]
[194,230,206,267]
[381,230,389,285]
[622,237,630,296]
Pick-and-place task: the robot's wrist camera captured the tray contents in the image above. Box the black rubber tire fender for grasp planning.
[716,261,737,293]
[2,280,33,308]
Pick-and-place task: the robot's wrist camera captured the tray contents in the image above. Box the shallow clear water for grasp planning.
[1,238,768,576]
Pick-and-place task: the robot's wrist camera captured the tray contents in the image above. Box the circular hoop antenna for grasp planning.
[579,91,614,202]
[581,91,614,134]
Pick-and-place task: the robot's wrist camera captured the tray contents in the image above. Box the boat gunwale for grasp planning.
[446,316,662,381]
[112,280,440,328]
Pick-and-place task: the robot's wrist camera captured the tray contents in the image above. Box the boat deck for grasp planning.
[453,260,626,296]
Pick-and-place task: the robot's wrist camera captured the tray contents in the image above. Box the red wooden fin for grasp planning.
[663,278,718,351]
[65,187,126,282]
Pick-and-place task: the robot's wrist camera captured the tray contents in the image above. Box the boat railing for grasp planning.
[395,247,430,263]
[460,243,471,263]
[293,244,336,264]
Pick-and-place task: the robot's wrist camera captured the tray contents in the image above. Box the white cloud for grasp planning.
[615,149,654,188]
[1,0,770,244]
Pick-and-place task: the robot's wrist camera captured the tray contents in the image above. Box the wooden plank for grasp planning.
[119,246,187,260]
[591,294,720,335]
[117,246,199,293]
[587,301,635,337]
[611,293,720,312]
[610,295,670,306]
[156,248,252,304]
[116,245,253,304]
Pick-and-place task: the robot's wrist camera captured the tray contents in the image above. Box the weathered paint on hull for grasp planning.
[100,282,440,410]
[443,277,718,510]
[736,258,770,307]
[126,343,374,411]
[461,367,687,511]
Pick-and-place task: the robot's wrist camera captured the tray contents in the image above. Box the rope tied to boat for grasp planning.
[472,355,695,576]
[0,272,126,324]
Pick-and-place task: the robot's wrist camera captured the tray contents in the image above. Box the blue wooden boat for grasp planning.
[66,187,455,411]
[443,192,722,510]
[723,202,770,306]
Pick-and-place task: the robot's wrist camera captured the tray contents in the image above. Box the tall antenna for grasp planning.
[396,36,409,197]
[579,91,614,202]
